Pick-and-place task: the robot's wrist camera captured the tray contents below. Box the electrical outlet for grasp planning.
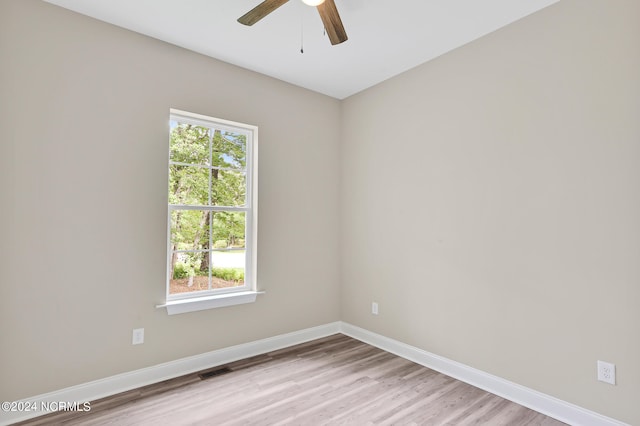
[371,302,379,315]
[597,360,616,385]
[132,328,145,345]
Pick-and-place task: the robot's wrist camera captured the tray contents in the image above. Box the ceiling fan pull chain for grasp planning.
[300,8,304,53]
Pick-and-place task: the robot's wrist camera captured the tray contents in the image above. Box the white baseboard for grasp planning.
[0,322,341,425]
[340,322,628,426]
[2,321,627,426]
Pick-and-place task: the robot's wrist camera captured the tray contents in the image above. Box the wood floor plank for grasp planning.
[14,334,566,426]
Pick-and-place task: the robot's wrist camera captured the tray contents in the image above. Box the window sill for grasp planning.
[156,291,264,315]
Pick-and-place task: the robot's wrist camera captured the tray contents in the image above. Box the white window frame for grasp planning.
[158,109,259,315]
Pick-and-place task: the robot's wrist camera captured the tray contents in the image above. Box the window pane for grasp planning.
[211,170,246,206]
[170,210,210,251]
[169,251,210,295]
[210,211,246,290]
[170,122,210,165]
[169,165,209,205]
[212,130,246,170]
[211,250,245,290]
[211,211,246,249]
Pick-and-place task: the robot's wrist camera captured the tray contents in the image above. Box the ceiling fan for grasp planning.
[238,0,348,46]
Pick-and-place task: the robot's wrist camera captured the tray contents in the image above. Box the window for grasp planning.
[161,109,258,314]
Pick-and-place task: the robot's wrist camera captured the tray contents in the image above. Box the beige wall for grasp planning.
[2,0,639,424]
[341,0,640,424]
[0,0,341,401]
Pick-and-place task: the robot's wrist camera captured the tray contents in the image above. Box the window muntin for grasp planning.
[167,110,256,301]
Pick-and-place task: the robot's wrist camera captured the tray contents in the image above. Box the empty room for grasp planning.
[1,0,638,425]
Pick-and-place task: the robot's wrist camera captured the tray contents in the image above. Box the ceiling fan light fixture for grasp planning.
[301,0,325,6]
[238,0,346,45]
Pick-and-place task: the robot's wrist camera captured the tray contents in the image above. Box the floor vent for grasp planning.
[199,367,232,380]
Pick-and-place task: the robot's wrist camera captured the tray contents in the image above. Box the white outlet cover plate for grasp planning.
[597,360,616,385]
[132,328,145,345]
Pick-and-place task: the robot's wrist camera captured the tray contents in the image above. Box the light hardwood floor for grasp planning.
[16,334,565,425]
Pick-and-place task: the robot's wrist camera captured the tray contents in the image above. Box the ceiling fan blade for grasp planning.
[317,0,348,45]
[238,0,290,26]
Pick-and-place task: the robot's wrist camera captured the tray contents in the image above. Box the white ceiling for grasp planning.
[43,0,559,99]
